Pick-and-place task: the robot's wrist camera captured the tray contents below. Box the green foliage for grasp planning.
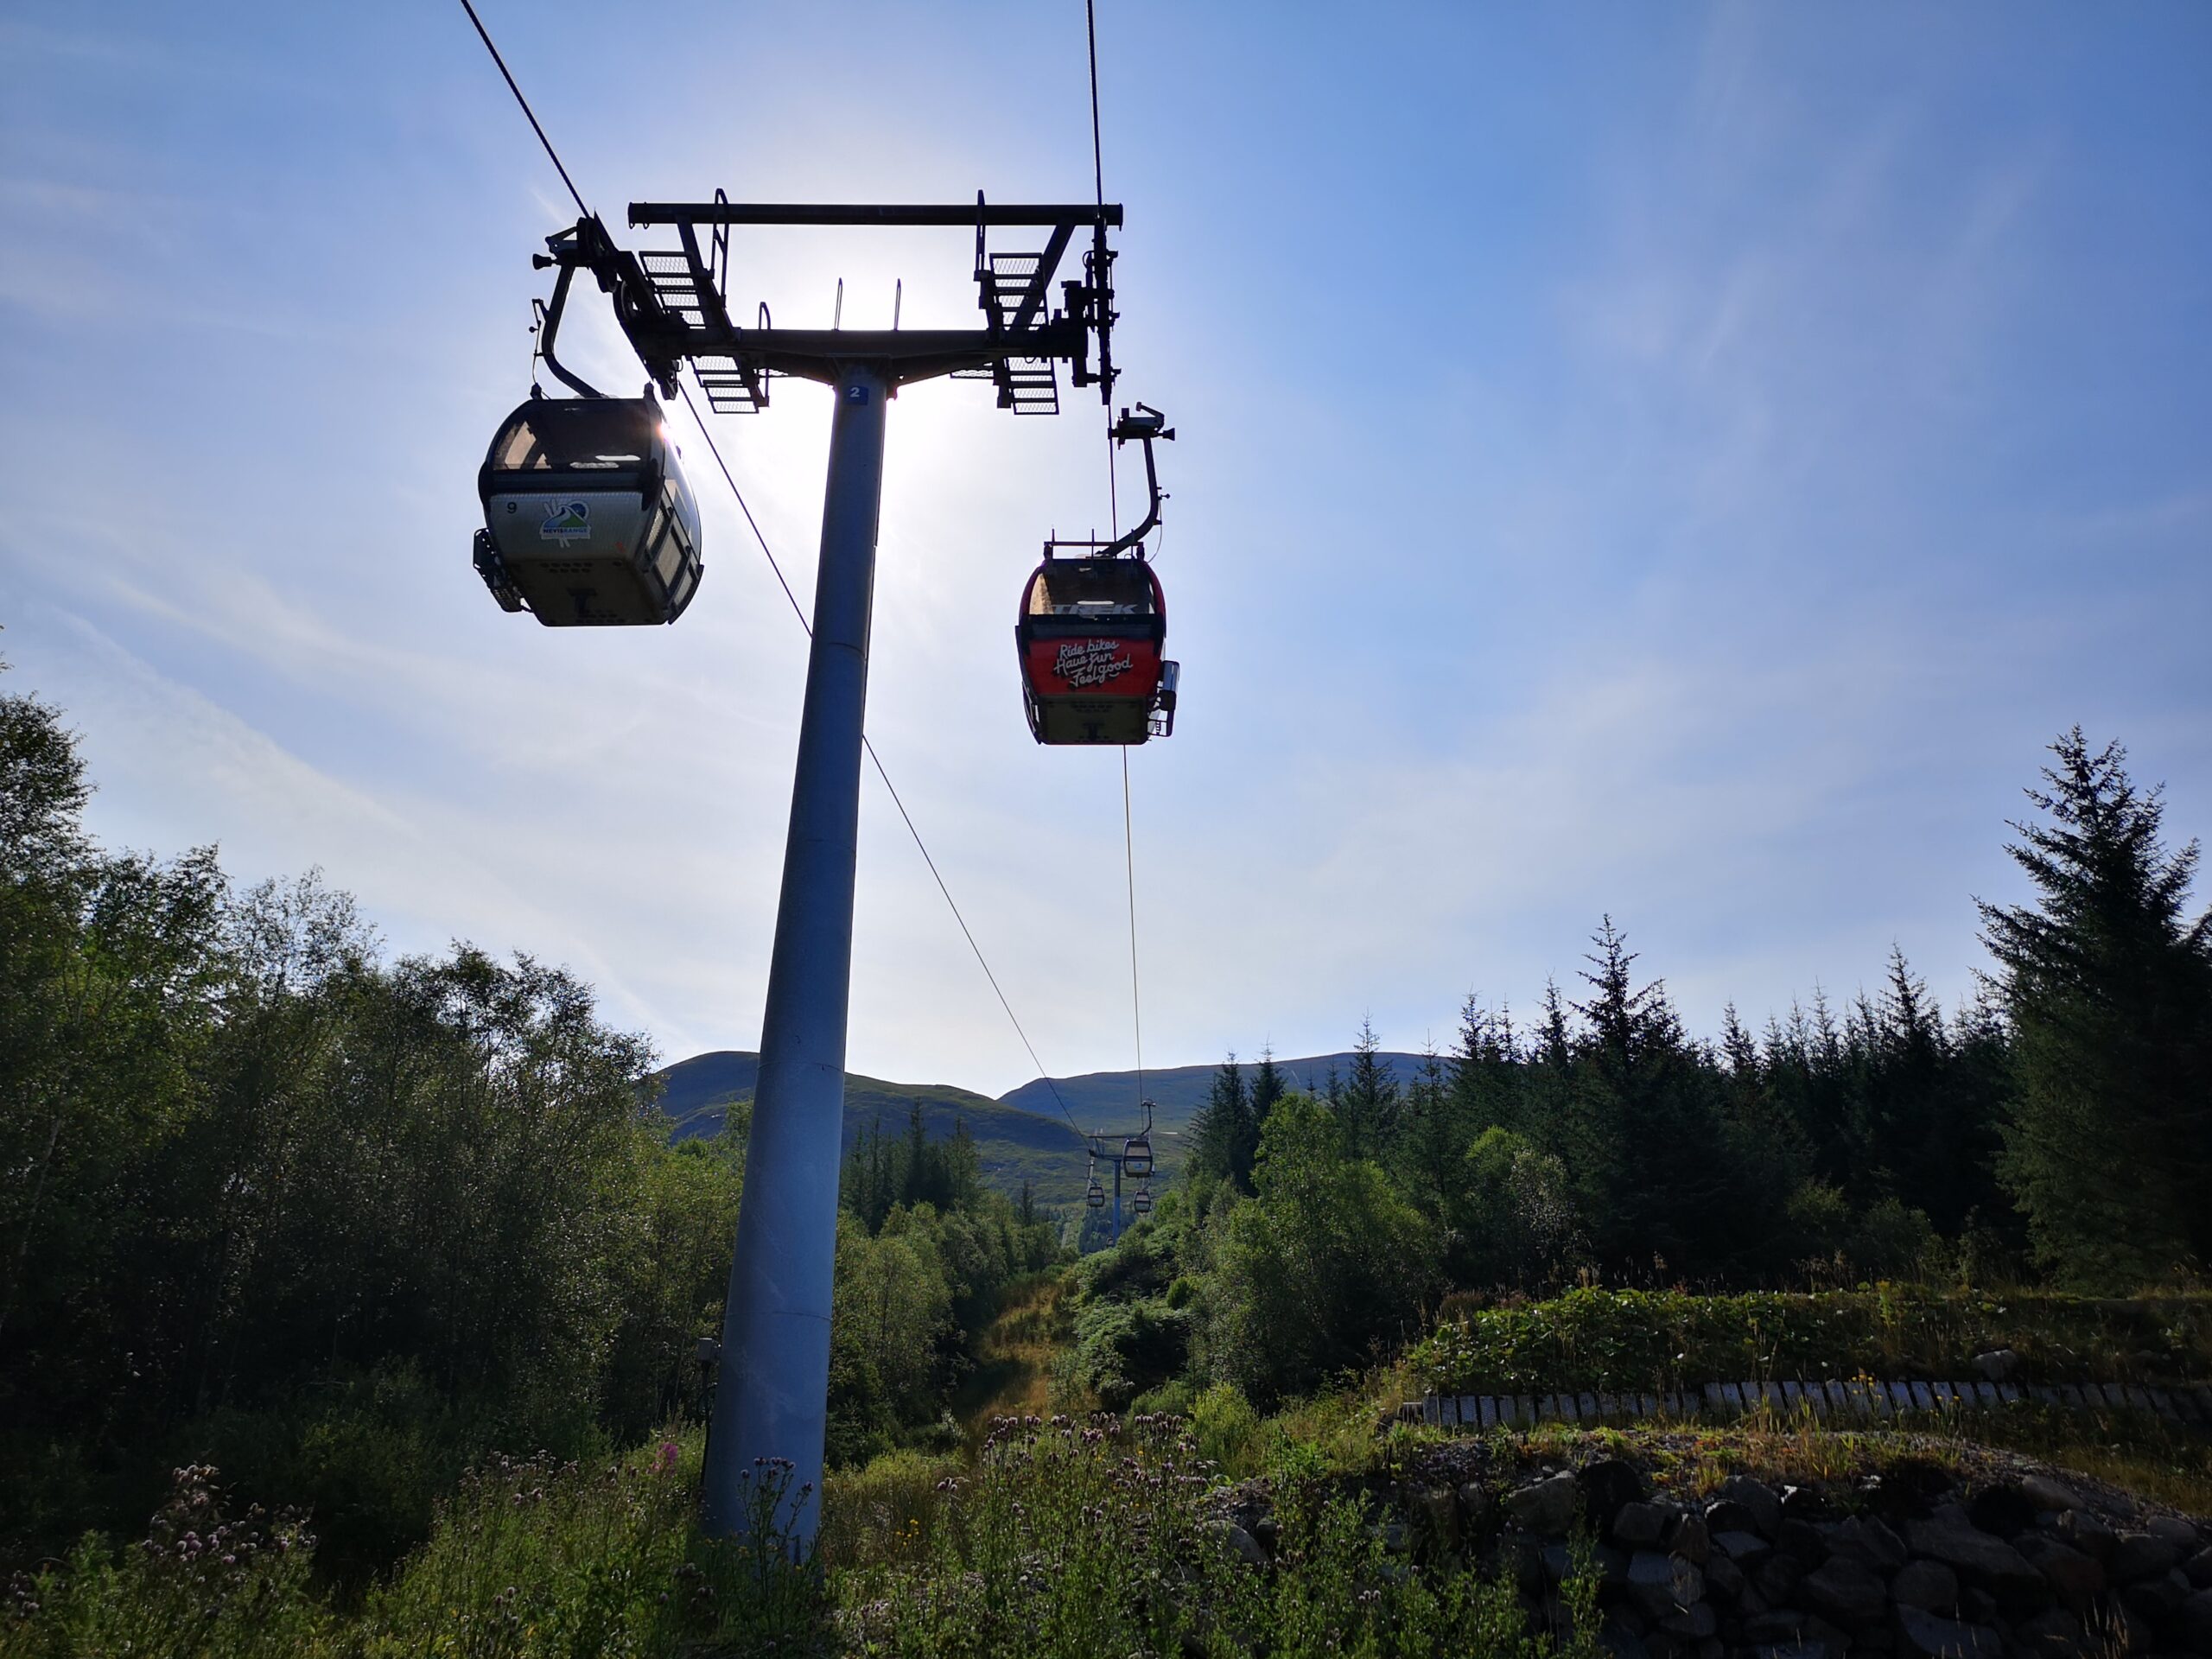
[1980,729,2212,1289]
[1208,1096,1438,1406]
[1411,1285,2212,1395]
[1,1466,328,1659]
[1068,1297,1195,1409]
[1188,1382,1262,1474]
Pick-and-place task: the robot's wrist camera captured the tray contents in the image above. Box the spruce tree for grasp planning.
[1338,1017,1399,1160]
[1187,1052,1255,1193]
[1979,730,2212,1288]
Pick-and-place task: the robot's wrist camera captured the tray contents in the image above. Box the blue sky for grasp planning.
[3,3,2207,1094]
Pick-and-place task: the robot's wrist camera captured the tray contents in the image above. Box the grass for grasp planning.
[950,1271,1071,1433]
[0,1413,1619,1659]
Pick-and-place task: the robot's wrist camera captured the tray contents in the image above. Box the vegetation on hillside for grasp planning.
[0,671,1052,1575]
[1063,728,2209,1415]
[8,663,2211,1656]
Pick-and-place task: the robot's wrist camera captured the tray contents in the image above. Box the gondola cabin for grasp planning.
[1130,1187,1154,1217]
[1122,1132,1154,1180]
[1015,555,1177,744]
[473,395,702,626]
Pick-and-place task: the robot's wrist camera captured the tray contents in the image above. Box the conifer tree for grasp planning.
[1249,1045,1285,1124]
[1187,1052,1256,1193]
[1980,731,2212,1287]
[1338,1017,1399,1160]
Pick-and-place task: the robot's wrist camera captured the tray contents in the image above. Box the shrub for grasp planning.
[1,1465,327,1659]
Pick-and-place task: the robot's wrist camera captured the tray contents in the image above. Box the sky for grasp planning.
[3,3,2208,1096]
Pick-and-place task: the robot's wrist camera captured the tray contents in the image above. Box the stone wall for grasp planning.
[1220,1452,2212,1657]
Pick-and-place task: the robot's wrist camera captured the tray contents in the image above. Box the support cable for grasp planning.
[457,0,590,219]
[1087,0,1148,1122]
[458,0,1084,1146]
[1122,746,1145,1109]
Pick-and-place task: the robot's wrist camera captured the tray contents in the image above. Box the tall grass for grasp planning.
[3,1415,1609,1659]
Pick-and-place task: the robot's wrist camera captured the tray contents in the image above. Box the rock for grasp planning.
[1542,1542,1626,1586]
[1893,1604,2005,1659]
[1752,1646,1834,1659]
[1777,1519,1829,1565]
[1707,1498,1761,1536]
[1702,1550,1745,1601]
[2021,1475,2084,1514]
[1669,1513,1711,1566]
[1782,1483,1834,1522]
[2017,1534,2106,1611]
[1372,1520,1410,1554]
[1892,1559,1960,1614]
[2185,1547,2212,1590]
[2145,1515,2202,1552]
[1753,1557,1803,1605]
[1580,1457,1649,1531]
[2108,1533,2183,1584]
[1958,1587,1998,1626]
[2116,1572,2186,1627]
[1799,1556,1890,1627]
[1508,1471,1581,1537]
[1720,1476,1784,1539]
[2179,1587,2212,1653]
[2011,1606,2087,1659]
[1221,1523,1268,1567]
[2055,1509,2115,1563]
[1627,1550,1706,1617]
[1716,1530,1774,1567]
[2099,1589,2152,1655]
[1503,1529,1547,1592]
[1601,1612,1652,1659]
[1972,1349,2018,1382]
[1658,1602,1717,1640]
[1744,1610,1848,1653]
[1966,1484,2037,1539]
[1828,1514,1910,1573]
[1252,1514,1279,1548]
[1615,1501,1669,1548]
[1905,1507,2049,1612]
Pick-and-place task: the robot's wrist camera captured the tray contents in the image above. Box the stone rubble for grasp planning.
[1215,1445,2212,1658]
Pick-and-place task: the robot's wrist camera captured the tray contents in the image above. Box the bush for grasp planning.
[1411,1286,2212,1395]
[1189,1382,1261,1475]
[2,1466,327,1659]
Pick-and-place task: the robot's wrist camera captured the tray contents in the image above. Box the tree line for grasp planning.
[0,670,1052,1574]
[1086,728,2212,1408]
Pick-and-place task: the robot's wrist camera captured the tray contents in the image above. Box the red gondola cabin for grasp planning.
[1014,555,1178,745]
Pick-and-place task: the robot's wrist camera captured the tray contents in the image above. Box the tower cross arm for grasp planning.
[628,201,1122,229]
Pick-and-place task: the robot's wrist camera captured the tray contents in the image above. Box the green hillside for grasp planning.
[653,1051,1092,1204]
[995,1050,1429,1140]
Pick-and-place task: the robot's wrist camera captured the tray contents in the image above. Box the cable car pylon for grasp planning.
[466,194,1131,1551]
[458,0,1162,1560]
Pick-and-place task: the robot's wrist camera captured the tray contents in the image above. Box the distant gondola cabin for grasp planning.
[473,394,702,626]
[1014,556,1177,744]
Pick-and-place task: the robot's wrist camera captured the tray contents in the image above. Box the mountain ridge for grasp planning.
[652,1048,1435,1205]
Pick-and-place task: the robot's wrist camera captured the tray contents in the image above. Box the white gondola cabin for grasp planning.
[1014,555,1177,744]
[473,394,702,626]
[1122,1132,1154,1180]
